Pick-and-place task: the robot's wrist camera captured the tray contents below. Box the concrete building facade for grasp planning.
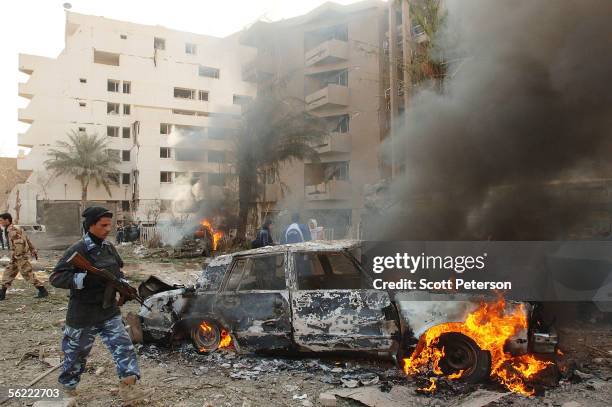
[12,12,255,225]
[240,0,389,238]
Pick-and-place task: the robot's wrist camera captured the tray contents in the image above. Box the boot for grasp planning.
[118,375,154,406]
[0,287,6,301]
[36,286,49,298]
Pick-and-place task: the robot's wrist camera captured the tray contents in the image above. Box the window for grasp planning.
[330,161,349,181]
[154,37,165,50]
[208,173,225,186]
[120,34,127,40]
[122,127,130,139]
[107,102,120,115]
[296,252,361,290]
[107,79,120,92]
[239,255,286,290]
[198,90,209,101]
[160,171,173,183]
[122,150,131,161]
[79,101,87,107]
[208,150,226,163]
[233,94,252,106]
[160,147,171,158]
[123,104,131,115]
[174,87,195,99]
[78,127,86,133]
[94,50,120,66]
[79,78,87,84]
[225,259,247,291]
[107,173,120,185]
[107,126,120,137]
[121,173,131,185]
[185,43,197,55]
[121,200,130,211]
[198,65,220,79]
[331,114,350,133]
[160,123,172,134]
[122,81,131,94]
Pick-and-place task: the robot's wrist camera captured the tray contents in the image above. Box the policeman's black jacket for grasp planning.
[50,233,124,328]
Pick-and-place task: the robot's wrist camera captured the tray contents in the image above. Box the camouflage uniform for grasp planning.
[59,315,140,389]
[1,224,42,289]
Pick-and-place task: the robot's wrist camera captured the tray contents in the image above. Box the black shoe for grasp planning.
[36,286,48,298]
[0,288,6,301]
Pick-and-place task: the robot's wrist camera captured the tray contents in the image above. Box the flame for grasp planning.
[419,377,437,393]
[199,219,224,250]
[198,322,233,352]
[403,299,552,396]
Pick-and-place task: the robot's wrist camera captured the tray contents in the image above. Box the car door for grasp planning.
[213,253,292,352]
[290,250,398,352]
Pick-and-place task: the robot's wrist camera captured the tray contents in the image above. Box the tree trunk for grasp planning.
[80,181,89,212]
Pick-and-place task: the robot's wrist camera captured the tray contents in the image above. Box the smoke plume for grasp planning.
[382,0,612,240]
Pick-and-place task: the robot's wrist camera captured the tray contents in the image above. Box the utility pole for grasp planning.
[388,0,399,178]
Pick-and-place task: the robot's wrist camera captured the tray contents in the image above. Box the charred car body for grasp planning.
[133,241,556,382]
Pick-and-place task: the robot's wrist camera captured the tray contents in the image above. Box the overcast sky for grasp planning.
[0,0,366,157]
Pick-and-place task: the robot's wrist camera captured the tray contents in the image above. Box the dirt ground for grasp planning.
[1,247,611,406]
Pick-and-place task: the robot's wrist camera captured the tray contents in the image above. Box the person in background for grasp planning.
[0,222,6,250]
[116,222,124,244]
[252,218,274,248]
[284,213,312,244]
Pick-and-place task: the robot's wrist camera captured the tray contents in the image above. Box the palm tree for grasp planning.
[232,95,328,241]
[44,130,122,209]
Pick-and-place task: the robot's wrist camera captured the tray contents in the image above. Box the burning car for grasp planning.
[130,240,557,395]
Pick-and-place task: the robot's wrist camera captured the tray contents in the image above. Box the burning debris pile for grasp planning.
[403,299,554,396]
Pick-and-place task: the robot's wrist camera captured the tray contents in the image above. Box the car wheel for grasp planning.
[190,320,221,353]
[437,332,491,383]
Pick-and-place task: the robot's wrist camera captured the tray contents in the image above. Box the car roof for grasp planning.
[233,239,362,257]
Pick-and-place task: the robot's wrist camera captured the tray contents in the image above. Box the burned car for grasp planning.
[131,240,557,383]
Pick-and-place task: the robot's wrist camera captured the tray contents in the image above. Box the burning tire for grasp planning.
[437,332,491,383]
[190,321,221,353]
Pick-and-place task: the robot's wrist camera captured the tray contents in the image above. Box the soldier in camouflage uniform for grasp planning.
[0,213,48,300]
[50,207,153,404]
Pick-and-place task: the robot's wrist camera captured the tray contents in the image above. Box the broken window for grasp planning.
[233,94,253,106]
[122,150,131,162]
[198,65,220,79]
[198,90,209,101]
[122,127,130,139]
[121,173,130,185]
[154,37,166,50]
[160,171,173,183]
[107,102,120,115]
[238,255,286,291]
[107,79,120,92]
[94,50,120,66]
[185,43,197,55]
[295,252,362,290]
[174,87,195,99]
[123,104,131,115]
[208,150,226,163]
[121,200,130,211]
[122,81,131,94]
[225,259,248,291]
[208,173,225,186]
[160,147,171,158]
[107,126,120,137]
[160,123,172,134]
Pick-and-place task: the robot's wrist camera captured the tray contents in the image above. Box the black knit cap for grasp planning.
[82,206,113,230]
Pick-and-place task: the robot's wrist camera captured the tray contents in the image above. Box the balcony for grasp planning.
[18,82,34,99]
[241,56,274,82]
[17,132,34,148]
[19,54,49,75]
[305,39,349,67]
[18,107,34,124]
[305,180,351,201]
[305,84,349,111]
[313,132,351,154]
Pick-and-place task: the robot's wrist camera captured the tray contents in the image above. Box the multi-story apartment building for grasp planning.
[11,12,255,225]
[240,0,389,238]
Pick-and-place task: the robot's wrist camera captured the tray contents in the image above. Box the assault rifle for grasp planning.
[67,252,151,311]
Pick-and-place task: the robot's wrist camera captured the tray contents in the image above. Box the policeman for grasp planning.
[50,206,153,403]
[0,212,48,300]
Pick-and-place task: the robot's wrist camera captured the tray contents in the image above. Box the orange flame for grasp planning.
[403,299,552,396]
[199,219,224,250]
[419,377,437,393]
[198,322,232,352]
